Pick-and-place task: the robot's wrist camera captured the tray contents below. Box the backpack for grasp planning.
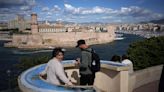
[84,49,101,72]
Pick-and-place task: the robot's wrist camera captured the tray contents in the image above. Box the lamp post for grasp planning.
[6,69,11,92]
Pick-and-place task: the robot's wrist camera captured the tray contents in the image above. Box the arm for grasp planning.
[39,64,48,80]
[54,63,72,85]
[40,64,48,75]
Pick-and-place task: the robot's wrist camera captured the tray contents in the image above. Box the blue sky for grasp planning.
[0,0,164,23]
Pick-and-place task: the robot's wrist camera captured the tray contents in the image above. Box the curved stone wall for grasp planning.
[129,65,163,92]
[18,60,163,92]
[18,60,127,92]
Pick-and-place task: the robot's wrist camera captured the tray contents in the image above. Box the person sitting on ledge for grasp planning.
[39,47,73,86]
[121,54,133,74]
[110,55,121,63]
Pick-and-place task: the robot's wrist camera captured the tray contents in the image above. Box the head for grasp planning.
[111,55,121,62]
[122,54,129,60]
[52,47,65,61]
[76,39,87,49]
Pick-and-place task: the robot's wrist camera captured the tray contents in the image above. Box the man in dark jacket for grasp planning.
[75,39,95,85]
[159,66,164,92]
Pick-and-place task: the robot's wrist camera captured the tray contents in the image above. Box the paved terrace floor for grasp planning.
[133,81,159,92]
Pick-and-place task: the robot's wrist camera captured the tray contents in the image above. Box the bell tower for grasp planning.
[31,13,38,34]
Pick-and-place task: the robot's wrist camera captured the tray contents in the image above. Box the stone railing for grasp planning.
[129,65,163,92]
[18,60,163,92]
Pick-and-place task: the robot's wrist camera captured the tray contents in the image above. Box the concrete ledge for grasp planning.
[18,60,127,92]
[129,65,163,92]
[18,60,163,92]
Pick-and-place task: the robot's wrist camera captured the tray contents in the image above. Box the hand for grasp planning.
[39,74,46,80]
[74,61,80,68]
[66,81,73,86]
[39,74,44,77]
[75,60,80,64]
[75,58,80,64]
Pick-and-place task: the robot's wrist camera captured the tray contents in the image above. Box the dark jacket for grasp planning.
[159,66,164,92]
[79,48,92,75]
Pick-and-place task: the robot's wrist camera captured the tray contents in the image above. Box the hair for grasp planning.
[52,47,64,58]
[122,54,129,60]
[110,55,121,62]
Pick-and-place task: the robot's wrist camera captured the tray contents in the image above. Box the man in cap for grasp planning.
[75,39,95,85]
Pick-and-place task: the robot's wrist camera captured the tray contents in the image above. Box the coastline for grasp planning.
[3,30,164,50]
[4,32,115,49]
[0,31,12,41]
[4,39,115,50]
[115,30,164,38]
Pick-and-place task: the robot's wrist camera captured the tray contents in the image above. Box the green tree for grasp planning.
[8,55,50,91]
[16,55,50,71]
[127,36,164,70]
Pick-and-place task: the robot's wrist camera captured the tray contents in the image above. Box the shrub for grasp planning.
[16,55,50,71]
[127,36,164,70]
[11,55,50,90]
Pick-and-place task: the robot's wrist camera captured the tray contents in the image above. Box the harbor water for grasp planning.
[0,33,144,90]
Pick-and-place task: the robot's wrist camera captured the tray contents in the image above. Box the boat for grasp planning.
[115,33,124,40]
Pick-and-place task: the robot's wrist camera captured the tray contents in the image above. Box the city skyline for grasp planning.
[0,0,164,23]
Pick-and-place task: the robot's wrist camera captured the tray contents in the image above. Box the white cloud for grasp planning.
[79,16,87,19]
[56,18,63,21]
[120,7,132,15]
[51,5,61,12]
[113,19,122,23]
[63,4,164,23]
[64,4,75,10]
[20,6,31,11]
[27,0,36,6]
[45,15,52,19]
[0,1,163,23]
[118,6,151,17]
[101,16,113,19]
[116,6,164,20]
[42,7,49,12]
[90,6,112,14]
[0,0,36,8]
[64,4,163,19]
[47,12,52,15]
[64,4,113,15]
[0,14,15,22]
[0,0,36,22]
[0,0,26,7]
[40,5,61,16]
[64,4,81,14]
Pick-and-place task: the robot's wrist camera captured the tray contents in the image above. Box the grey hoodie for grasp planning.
[80,48,93,75]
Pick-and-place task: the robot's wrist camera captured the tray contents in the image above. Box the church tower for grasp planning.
[31,13,38,34]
